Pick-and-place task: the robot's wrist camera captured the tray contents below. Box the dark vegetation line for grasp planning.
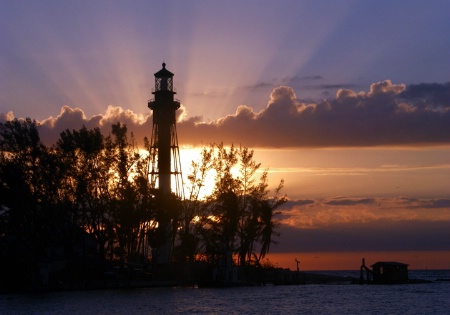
[0,118,286,290]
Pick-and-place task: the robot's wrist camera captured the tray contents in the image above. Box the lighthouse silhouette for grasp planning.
[148,63,183,265]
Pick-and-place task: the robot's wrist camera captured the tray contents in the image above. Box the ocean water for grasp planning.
[1,270,449,315]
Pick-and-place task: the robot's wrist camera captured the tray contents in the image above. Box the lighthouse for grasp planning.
[148,63,183,264]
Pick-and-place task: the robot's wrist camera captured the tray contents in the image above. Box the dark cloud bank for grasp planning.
[2,80,450,148]
[274,220,450,253]
[275,196,450,252]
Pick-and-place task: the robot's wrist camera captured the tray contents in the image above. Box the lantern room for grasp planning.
[154,62,174,92]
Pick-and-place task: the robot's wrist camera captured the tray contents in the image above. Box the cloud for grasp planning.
[323,197,376,206]
[394,197,450,209]
[276,199,316,222]
[282,75,323,83]
[243,74,325,90]
[400,82,450,107]
[0,111,15,121]
[273,220,450,252]
[304,83,359,90]
[177,80,450,147]
[281,199,316,209]
[243,82,274,89]
[2,80,450,148]
[270,196,450,252]
[280,197,450,228]
[36,105,153,145]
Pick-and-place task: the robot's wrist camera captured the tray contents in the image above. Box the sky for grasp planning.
[1,0,450,270]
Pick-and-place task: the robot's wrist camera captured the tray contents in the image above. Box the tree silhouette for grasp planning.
[179,143,286,267]
[0,120,286,289]
[0,118,70,287]
[57,125,112,260]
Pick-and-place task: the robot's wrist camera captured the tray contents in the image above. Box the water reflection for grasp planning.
[1,271,449,315]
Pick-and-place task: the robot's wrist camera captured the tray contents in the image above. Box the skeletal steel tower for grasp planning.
[148,63,183,264]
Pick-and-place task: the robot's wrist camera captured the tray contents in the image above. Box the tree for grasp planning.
[1,118,286,289]
[182,143,286,267]
[57,125,113,260]
[0,118,70,287]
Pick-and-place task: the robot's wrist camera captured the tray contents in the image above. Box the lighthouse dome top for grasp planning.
[154,62,174,78]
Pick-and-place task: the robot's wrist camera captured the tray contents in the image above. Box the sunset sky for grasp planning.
[1,0,449,270]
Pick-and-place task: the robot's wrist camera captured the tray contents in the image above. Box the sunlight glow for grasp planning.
[179,147,216,199]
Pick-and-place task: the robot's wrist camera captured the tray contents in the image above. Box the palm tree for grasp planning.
[258,180,285,261]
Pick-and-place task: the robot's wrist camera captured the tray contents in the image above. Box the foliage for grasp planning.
[178,143,286,267]
[0,120,286,288]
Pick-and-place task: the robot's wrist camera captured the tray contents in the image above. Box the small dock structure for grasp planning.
[360,258,409,284]
[371,261,409,284]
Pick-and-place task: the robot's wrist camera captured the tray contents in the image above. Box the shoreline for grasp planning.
[3,269,444,295]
